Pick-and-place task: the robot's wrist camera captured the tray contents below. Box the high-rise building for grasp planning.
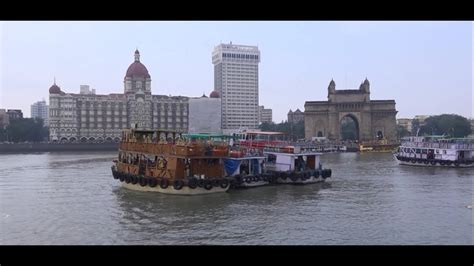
[31,100,49,126]
[258,105,272,124]
[212,42,260,134]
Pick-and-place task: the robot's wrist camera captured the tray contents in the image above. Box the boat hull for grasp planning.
[122,182,229,195]
[234,180,269,188]
[394,154,474,168]
[276,175,326,184]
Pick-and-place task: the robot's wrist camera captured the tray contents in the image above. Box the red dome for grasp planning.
[49,84,61,94]
[125,50,150,79]
[125,61,150,79]
[210,90,220,98]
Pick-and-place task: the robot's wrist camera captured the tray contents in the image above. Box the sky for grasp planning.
[0,21,472,122]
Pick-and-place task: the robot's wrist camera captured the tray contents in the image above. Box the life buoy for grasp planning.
[430,161,437,166]
[244,176,252,184]
[423,160,429,165]
[417,159,423,164]
[187,178,198,189]
[160,179,169,189]
[149,178,158,187]
[125,175,131,184]
[119,174,125,182]
[315,170,320,178]
[219,179,229,189]
[290,174,298,182]
[131,175,138,184]
[212,179,220,187]
[440,161,446,166]
[411,159,417,164]
[204,180,213,190]
[281,172,288,180]
[173,180,184,190]
[446,161,452,166]
[454,161,460,167]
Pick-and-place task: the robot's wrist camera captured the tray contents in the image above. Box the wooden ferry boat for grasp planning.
[393,136,474,168]
[111,129,232,195]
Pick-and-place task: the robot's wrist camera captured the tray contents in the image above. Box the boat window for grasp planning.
[267,154,277,163]
[416,149,421,153]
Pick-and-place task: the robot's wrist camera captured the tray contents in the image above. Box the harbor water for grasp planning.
[0,151,472,244]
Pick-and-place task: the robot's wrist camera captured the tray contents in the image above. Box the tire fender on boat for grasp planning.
[219,179,229,189]
[149,178,158,187]
[160,179,169,189]
[204,180,213,190]
[187,178,198,189]
[173,180,184,190]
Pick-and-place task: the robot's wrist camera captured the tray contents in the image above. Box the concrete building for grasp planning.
[212,42,260,134]
[49,50,189,142]
[259,105,273,124]
[6,109,23,120]
[397,118,413,133]
[188,91,222,134]
[0,109,9,129]
[31,100,49,126]
[288,109,304,124]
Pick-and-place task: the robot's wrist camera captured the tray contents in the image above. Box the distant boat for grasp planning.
[393,136,474,168]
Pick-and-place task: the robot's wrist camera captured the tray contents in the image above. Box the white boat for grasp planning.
[263,145,332,184]
[393,136,474,168]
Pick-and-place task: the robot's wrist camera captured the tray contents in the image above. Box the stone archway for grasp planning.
[304,78,398,142]
[340,114,359,141]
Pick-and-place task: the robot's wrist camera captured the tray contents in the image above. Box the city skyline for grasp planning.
[1,21,472,122]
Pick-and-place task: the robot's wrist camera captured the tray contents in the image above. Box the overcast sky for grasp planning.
[1,21,472,122]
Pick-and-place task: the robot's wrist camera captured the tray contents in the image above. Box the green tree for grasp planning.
[397,125,410,139]
[419,114,471,138]
[4,118,49,142]
[258,120,305,140]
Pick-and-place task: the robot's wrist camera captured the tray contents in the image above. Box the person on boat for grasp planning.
[295,156,305,172]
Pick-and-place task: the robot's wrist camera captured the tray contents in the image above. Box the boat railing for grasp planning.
[119,141,229,157]
[401,141,474,150]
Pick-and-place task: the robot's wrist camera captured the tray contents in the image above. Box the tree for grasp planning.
[419,114,471,138]
[397,125,410,139]
[258,120,305,140]
[3,118,49,142]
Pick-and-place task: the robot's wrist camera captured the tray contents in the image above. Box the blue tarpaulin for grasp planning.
[223,159,241,176]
